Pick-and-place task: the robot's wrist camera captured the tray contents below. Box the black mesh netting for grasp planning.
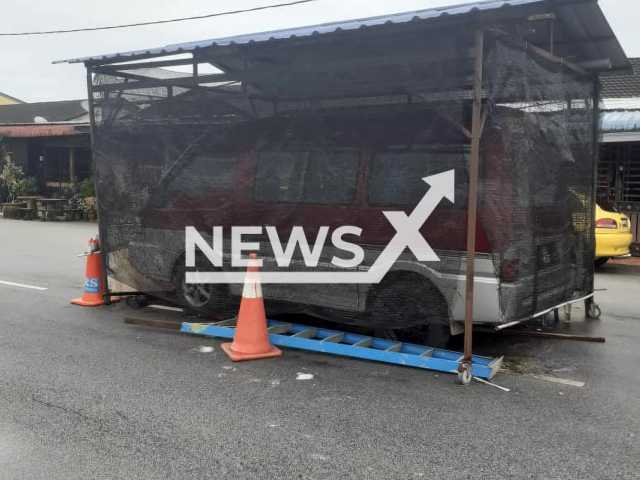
[90,30,596,344]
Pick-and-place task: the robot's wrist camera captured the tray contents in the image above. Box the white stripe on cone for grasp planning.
[242,278,263,299]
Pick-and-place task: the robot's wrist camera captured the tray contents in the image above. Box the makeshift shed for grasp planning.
[59,0,629,354]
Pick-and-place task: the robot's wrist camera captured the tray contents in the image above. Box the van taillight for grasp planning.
[596,218,618,229]
[501,260,518,282]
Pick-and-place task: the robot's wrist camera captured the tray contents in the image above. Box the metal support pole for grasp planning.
[586,77,601,315]
[549,18,555,56]
[463,29,485,367]
[85,67,112,304]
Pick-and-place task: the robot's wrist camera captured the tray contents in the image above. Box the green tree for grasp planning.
[0,138,24,202]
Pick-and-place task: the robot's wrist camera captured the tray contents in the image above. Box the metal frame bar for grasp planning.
[85,68,112,304]
[463,28,485,365]
[586,76,602,311]
[95,57,196,71]
[487,27,587,75]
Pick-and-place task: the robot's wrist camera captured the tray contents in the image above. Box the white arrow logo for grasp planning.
[366,170,455,282]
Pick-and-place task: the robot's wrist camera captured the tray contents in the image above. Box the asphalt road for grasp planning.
[0,217,639,479]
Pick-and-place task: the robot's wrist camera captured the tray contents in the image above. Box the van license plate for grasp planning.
[538,245,553,265]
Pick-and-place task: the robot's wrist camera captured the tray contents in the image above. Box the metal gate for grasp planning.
[599,142,640,254]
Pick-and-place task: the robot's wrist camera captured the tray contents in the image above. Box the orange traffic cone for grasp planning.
[71,238,118,307]
[221,253,282,361]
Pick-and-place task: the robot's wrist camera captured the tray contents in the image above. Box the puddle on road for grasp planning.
[500,356,584,387]
[500,356,577,377]
[500,356,544,375]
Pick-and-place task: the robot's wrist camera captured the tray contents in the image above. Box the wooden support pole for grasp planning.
[463,28,484,364]
[69,146,75,184]
[125,317,183,331]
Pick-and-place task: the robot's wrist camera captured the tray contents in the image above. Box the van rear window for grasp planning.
[254,149,359,205]
[367,150,468,207]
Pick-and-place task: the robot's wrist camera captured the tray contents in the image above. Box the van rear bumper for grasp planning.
[128,240,175,284]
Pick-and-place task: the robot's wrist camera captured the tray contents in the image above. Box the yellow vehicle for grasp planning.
[595,204,633,267]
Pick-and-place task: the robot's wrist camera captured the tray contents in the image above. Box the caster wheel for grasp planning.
[457,365,472,386]
[126,296,148,310]
[587,304,602,320]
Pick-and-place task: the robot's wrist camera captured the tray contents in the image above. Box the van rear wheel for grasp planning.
[367,273,451,349]
[595,257,609,267]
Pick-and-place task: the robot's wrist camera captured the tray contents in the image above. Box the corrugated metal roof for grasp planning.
[56,0,542,64]
[601,98,640,111]
[601,111,640,133]
[0,125,84,138]
[57,0,631,75]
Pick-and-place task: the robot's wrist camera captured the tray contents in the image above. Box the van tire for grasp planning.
[367,272,451,348]
[171,254,231,314]
[595,257,609,267]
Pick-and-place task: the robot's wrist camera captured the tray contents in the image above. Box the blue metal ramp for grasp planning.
[181,319,502,380]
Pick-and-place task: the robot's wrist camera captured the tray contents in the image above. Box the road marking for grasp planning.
[0,280,48,291]
[474,377,511,392]
[148,304,184,312]
[531,374,585,388]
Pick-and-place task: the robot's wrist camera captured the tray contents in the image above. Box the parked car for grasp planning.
[595,204,633,266]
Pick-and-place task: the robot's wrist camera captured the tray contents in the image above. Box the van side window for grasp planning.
[169,155,236,194]
[148,155,237,209]
[254,149,359,205]
[303,150,359,204]
[367,150,468,207]
[254,152,305,202]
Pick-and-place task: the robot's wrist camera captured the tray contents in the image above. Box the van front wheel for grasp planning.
[367,273,451,349]
[171,255,230,313]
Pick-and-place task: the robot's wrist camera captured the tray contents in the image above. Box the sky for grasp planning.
[1,0,638,103]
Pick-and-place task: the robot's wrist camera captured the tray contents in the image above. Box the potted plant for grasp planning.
[75,178,97,221]
[83,196,97,221]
